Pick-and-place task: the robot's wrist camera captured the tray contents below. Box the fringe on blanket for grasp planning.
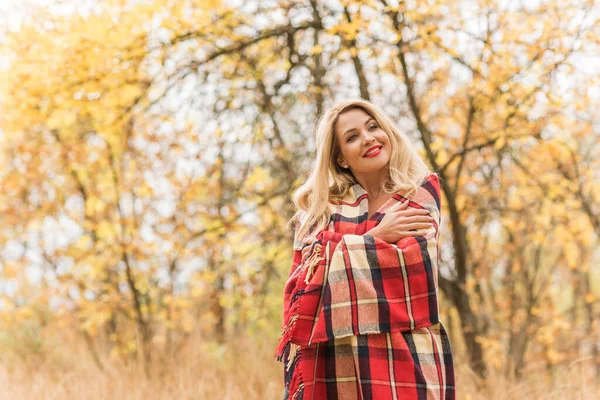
[276,239,324,400]
[275,240,323,361]
[303,243,322,284]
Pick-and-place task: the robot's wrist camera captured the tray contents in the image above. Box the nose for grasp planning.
[362,132,376,145]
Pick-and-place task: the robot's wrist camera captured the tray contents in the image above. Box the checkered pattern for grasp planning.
[276,173,455,400]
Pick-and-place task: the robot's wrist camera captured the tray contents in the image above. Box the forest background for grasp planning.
[0,0,599,398]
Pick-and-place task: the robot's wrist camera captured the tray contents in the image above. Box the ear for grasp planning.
[337,158,348,169]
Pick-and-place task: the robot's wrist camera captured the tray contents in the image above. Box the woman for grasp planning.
[275,99,455,400]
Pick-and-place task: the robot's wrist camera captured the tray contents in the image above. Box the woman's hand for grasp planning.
[367,201,435,243]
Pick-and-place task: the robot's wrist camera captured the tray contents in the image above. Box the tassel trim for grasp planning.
[286,343,298,370]
[291,383,304,400]
[275,239,323,361]
[303,242,323,284]
[276,236,324,400]
[288,345,304,400]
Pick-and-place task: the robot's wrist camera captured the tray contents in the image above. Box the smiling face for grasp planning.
[334,107,391,176]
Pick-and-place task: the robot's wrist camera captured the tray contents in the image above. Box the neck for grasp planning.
[354,170,388,198]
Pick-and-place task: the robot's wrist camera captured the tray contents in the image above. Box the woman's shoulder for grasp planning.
[412,172,441,197]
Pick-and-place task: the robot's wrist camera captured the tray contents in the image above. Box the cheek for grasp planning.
[338,142,349,156]
[379,134,391,147]
[350,143,364,157]
[341,141,359,155]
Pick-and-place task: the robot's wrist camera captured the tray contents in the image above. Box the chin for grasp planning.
[356,164,388,174]
[359,157,389,169]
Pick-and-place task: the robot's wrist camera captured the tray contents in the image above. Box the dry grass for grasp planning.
[0,328,283,400]
[0,330,597,400]
[451,353,598,400]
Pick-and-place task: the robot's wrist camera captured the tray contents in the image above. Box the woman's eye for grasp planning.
[348,135,357,141]
[369,125,378,130]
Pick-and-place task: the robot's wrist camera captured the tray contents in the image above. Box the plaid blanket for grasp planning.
[275,173,455,399]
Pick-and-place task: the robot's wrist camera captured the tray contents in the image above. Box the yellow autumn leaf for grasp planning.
[585,293,596,304]
[546,348,564,364]
[95,220,114,240]
[308,44,323,55]
[1,262,19,279]
[563,241,579,269]
[494,135,506,150]
[244,166,270,190]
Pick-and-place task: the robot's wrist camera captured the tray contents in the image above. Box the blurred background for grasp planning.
[0,0,599,398]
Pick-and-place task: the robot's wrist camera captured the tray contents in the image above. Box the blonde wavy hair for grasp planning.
[291,99,432,244]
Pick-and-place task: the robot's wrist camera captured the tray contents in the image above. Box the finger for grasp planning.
[402,222,433,230]
[396,208,429,216]
[410,209,430,217]
[411,208,429,214]
[406,229,430,236]
[390,202,409,212]
[418,215,435,223]
[399,229,429,239]
[402,215,434,223]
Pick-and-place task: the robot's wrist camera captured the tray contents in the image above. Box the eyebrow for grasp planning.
[343,117,376,137]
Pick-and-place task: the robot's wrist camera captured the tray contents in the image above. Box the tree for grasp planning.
[1,0,598,380]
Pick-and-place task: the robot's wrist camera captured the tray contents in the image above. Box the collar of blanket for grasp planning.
[275,173,442,375]
[349,181,368,201]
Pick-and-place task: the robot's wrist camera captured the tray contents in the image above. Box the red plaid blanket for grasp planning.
[275,173,455,399]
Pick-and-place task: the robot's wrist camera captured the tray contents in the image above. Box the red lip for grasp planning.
[363,145,383,157]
